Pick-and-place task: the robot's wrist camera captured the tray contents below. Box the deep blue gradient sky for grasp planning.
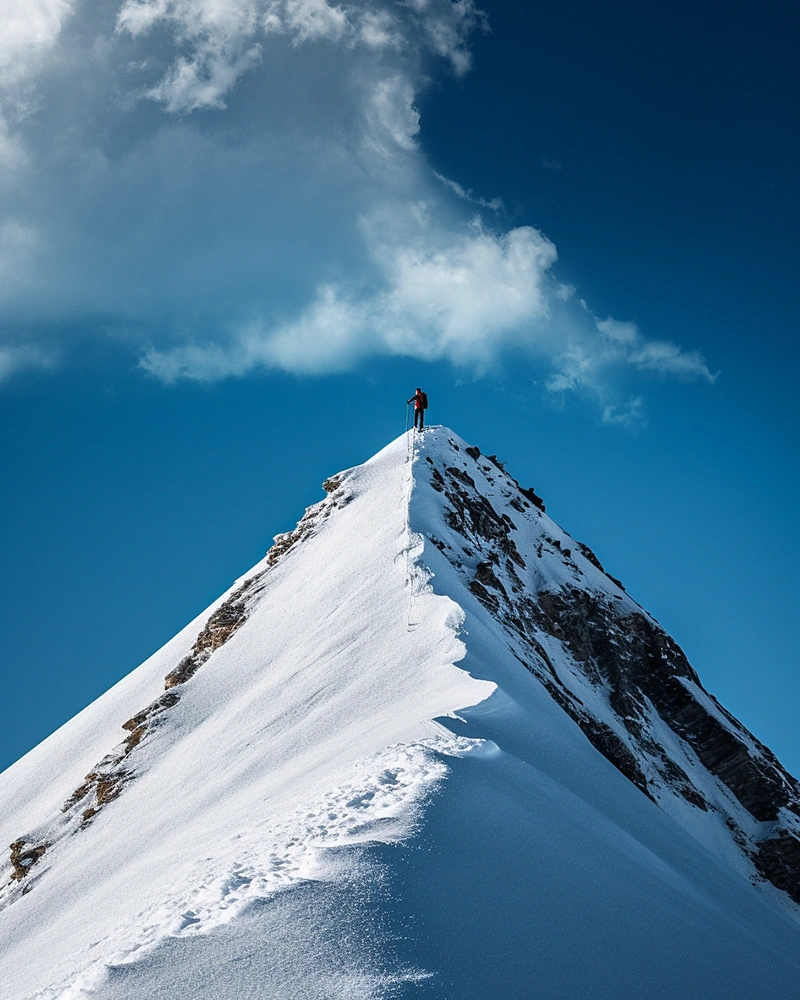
[1,0,798,776]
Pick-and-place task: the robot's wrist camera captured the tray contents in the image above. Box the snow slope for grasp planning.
[2,427,800,999]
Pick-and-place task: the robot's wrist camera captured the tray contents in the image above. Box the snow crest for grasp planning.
[33,733,481,1000]
[8,427,800,1000]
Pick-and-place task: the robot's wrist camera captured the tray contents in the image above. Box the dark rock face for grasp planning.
[754,833,800,905]
[164,593,249,690]
[63,768,132,818]
[442,469,526,573]
[422,439,800,909]
[576,542,605,574]
[9,840,46,882]
[521,653,652,799]
[534,589,800,825]
[122,692,181,741]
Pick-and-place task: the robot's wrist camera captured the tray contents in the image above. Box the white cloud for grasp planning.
[595,314,717,382]
[148,45,264,113]
[117,0,264,39]
[434,172,503,212]
[141,287,375,382]
[0,0,716,425]
[142,222,559,379]
[602,396,644,428]
[542,307,715,424]
[0,343,57,381]
[628,339,717,381]
[544,346,649,426]
[596,315,639,345]
[0,0,72,85]
[545,346,597,394]
[284,0,349,43]
[378,223,556,363]
[116,0,354,112]
[117,0,273,112]
[369,76,420,152]
[115,0,474,114]
[0,0,73,175]
[409,0,487,76]
[358,9,402,50]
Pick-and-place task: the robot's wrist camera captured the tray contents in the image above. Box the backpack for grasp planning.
[421,391,428,410]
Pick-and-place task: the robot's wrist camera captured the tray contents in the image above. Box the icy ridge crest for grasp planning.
[412,427,800,909]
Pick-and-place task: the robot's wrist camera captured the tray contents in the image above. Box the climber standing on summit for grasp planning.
[407,387,428,431]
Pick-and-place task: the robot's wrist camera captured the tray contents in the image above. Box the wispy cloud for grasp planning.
[542,309,716,425]
[596,315,718,382]
[0,0,73,173]
[540,155,562,172]
[0,343,58,382]
[434,172,504,212]
[596,316,639,345]
[627,340,717,381]
[115,0,484,113]
[0,0,716,425]
[368,76,421,152]
[602,396,644,428]
[0,0,72,85]
[407,0,488,76]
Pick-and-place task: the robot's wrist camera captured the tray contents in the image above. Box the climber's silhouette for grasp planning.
[407,388,428,430]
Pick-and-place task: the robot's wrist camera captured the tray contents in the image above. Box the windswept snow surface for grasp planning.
[2,427,800,999]
[0,433,489,999]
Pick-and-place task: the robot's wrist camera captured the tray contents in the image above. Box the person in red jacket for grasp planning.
[407,387,428,430]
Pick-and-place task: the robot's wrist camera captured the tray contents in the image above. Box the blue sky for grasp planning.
[1,0,798,775]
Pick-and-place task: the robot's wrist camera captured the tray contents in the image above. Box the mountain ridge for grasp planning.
[2,425,800,999]
[410,427,800,909]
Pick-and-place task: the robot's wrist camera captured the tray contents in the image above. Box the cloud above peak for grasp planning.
[0,0,715,422]
[0,0,72,84]
[596,315,717,382]
[115,0,483,113]
[141,221,560,380]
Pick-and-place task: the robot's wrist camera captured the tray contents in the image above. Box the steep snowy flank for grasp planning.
[0,433,490,999]
[411,427,800,908]
[1,426,800,1000]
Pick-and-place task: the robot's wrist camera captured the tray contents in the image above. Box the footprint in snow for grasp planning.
[345,791,375,808]
[179,910,200,929]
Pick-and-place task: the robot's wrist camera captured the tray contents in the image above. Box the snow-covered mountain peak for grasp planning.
[414,427,800,903]
[2,425,800,999]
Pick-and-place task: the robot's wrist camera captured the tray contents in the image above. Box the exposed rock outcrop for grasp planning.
[3,475,354,906]
[164,593,249,690]
[754,832,800,905]
[420,435,800,908]
[8,840,46,882]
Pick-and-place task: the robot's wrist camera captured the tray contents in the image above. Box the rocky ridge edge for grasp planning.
[0,475,353,908]
[419,434,800,907]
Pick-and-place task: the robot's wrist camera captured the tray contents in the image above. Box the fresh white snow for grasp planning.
[2,426,800,999]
